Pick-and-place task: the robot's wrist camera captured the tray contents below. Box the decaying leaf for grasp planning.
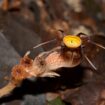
[0,44,82,98]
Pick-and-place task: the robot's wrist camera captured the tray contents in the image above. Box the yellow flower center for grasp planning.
[63,35,82,48]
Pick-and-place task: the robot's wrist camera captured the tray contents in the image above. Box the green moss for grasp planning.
[47,97,65,105]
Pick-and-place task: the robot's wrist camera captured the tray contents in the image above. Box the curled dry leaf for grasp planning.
[0,45,82,98]
[1,33,104,98]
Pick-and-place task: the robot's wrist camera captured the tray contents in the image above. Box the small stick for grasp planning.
[88,40,105,50]
[25,39,56,56]
[84,54,97,70]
